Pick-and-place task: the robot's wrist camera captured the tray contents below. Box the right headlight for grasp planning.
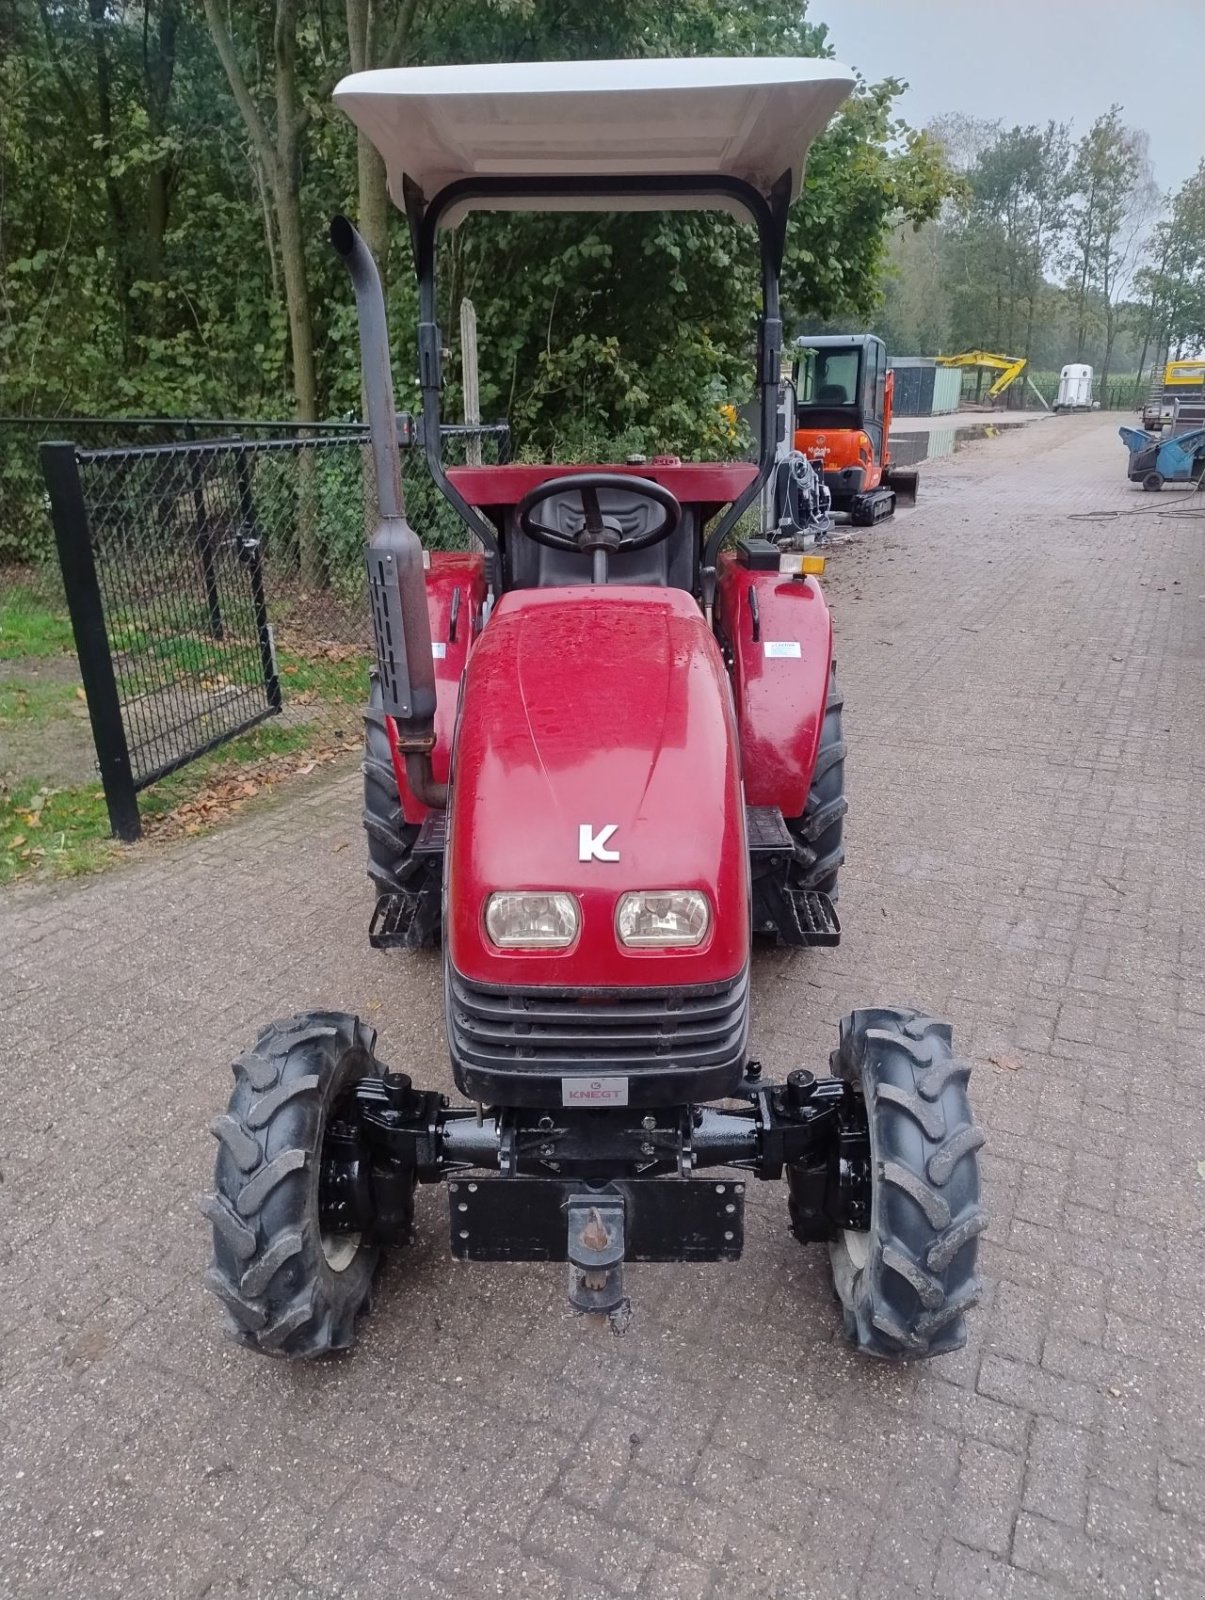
[616,891,710,948]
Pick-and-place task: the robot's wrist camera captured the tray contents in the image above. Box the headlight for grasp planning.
[485,892,579,949]
[616,891,710,948]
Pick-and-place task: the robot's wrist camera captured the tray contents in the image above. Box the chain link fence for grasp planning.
[2,416,506,838]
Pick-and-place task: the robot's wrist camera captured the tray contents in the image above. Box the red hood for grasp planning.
[446,586,748,987]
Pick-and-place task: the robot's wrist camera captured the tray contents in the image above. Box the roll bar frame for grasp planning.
[404,172,791,607]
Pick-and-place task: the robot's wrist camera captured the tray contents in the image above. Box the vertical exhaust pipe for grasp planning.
[330,214,446,810]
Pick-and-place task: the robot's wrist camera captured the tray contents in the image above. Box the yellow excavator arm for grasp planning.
[936,351,1027,400]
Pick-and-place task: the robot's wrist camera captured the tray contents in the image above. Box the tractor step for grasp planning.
[783,888,841,946]
[370,889,440,949]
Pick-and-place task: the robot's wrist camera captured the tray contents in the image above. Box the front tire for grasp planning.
[828,1008,985,1359]
[200,1012,383,1359]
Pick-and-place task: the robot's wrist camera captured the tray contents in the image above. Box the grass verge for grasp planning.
[1,572,365,887]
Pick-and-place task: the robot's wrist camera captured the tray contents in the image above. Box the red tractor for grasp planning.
[201,58,983,1361]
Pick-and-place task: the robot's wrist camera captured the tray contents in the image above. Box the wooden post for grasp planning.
[460,297,482,467]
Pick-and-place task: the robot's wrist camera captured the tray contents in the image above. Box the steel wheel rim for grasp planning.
[843,1228,870,1271]
[320,1229,361,1272]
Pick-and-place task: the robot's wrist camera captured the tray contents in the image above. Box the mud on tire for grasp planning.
[829,1007,986,1359]
[200,1012,384,1359]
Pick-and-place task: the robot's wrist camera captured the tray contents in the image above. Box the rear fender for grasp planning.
[717,553,833,820]
[385,551,488,822]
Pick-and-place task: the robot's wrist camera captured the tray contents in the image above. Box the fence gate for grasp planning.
[42,439,286,840]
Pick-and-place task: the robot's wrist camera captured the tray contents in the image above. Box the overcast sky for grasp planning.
[810,0,1205,194]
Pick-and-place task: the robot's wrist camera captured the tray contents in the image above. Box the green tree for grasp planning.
[940,121,1071,360]
[1065,107,1160,387]
[1,0,955,465]
[1134,161,1205,367]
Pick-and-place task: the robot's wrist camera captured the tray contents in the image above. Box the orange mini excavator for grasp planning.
[792,335,918,524]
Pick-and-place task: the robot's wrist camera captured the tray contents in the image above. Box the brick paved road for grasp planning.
[2,415,1203,1599]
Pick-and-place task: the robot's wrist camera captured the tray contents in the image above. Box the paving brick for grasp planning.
[637,1549,714,1600]
[1157,1457,1205,1523]
[934,1537,1012,1599]
[978,1356,1099,1430]
[953,1440,1027,1556]
[2,415,1202,1600]
[1012,1511,1153,1598]
[523,1498,657,1595]
[1023,1417,1090,1530]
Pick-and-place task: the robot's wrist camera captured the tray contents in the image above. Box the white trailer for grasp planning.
[1055,363,1094,411]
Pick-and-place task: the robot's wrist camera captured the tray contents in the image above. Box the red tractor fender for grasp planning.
[385,551,488,822]
[716,554,833,822]
[444,585,749,989]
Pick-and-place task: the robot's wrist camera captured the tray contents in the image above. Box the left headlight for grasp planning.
[616,891,710,949]
[485,892,579,949]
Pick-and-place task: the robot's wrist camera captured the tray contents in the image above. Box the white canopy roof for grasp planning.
[333,58,855,223]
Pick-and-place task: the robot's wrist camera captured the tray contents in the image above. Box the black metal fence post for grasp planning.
[185,425,224,640]
[40,442,142,841]
[236,447,283,712]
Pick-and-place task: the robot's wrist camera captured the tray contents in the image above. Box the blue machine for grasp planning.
[1119,424,1205,491]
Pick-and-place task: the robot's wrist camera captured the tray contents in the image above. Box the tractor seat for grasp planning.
[505,483,697,590]
[816,383,849,403]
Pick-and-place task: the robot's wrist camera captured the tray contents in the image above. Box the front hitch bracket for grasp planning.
[330,1072,870,1300]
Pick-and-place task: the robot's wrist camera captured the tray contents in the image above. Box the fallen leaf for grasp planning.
[988,1054,1023,1073]
[8,835,26,849]
[1196,1160,1205,1181]
[75,686,86,701]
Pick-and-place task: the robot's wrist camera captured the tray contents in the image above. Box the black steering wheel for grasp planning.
[516,472,682,584]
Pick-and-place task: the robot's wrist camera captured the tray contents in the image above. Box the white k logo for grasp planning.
[579,823,620,862]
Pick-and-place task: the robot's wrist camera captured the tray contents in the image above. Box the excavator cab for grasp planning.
[792,334,915,524]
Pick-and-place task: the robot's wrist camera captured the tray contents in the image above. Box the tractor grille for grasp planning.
[447,966,749,1077]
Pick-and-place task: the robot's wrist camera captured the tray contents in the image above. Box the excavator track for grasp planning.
[850,487,897,526]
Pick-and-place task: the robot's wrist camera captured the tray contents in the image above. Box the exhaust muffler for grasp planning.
[330,215,446,809]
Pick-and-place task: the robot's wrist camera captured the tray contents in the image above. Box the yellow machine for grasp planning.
[935,351,1050,409]
[1164,358,1205,390]
[1142,358,1205,431]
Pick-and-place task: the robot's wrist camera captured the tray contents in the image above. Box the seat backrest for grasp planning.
[505,483,697,590]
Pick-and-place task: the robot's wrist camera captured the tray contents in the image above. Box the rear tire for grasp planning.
[200,1012,383,1359]
[363,675,420,896]
[828,1007,985,1359]
[788,664,846,899]
[1143,471,1164,492]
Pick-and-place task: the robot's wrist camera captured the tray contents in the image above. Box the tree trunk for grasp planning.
[272,144,323,584]
[1100,302,1118,400]
[201,0,317,420]
[87,0,136,361]
[273,156,317,424]
[344,0,391,267]
[142,0,180,305]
